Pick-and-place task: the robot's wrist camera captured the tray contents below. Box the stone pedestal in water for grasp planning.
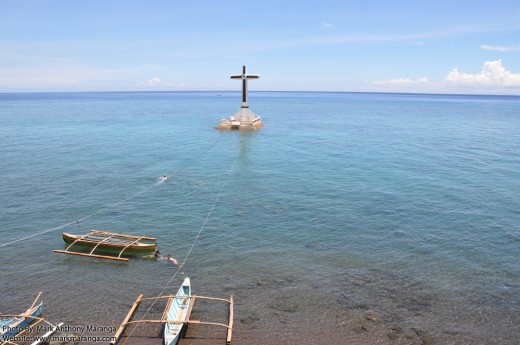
[216,65,263,130]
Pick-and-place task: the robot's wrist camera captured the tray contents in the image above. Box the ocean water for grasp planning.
[0,91,519,344]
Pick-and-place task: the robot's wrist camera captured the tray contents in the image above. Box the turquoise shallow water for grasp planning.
[1,91,519,344]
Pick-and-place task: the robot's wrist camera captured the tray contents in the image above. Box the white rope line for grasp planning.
[162,153,239,295]
[0,184,156,248]
[0,139,222,248]
[121,152,239,343]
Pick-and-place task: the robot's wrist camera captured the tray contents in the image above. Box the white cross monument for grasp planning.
[216,65,263,130]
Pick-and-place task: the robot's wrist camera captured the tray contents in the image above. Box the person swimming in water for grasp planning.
[167,254,178,265]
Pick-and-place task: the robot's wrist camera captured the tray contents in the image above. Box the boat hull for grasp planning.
[164,278,191,345]
[62,232,156,256]
[0,303,42,341]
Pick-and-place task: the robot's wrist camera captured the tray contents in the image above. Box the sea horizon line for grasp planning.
[0,90,519,98]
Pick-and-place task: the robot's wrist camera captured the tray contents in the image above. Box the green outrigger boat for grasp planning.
[54,230,156,261]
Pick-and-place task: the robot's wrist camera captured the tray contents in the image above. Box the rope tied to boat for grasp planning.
[0,138,222,248]
[120,151,239,343]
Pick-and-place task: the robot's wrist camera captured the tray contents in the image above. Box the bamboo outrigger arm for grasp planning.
[110,294,234,345]
[63,232,92,252]
[90,230,156,241]
[140,294,232,303]
[227,295,234,345]
[123,319,231,328]
[27,292,42,312]
[117,237,145,259]
[53,250,130,261]
[88,234,117,254]
[110,294,143,345]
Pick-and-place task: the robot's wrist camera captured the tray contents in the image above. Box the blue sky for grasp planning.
[1,0,519,94]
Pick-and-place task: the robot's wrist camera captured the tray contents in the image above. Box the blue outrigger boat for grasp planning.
[111,278,233,345]
[164,277,191,345]
[0,293,63,345]
[0,293,42,342]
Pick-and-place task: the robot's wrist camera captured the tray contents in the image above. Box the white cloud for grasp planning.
[321,22,333,28]
[138,77,191,88]
[363,60,520,94]
[480,44,520,52]
[371,77,428,85]
[146,77,162,87]
[444,59,520,87]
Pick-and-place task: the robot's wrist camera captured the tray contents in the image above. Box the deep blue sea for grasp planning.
[1,91,519,344]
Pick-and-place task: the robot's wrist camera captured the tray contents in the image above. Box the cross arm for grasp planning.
[230,75,260,79]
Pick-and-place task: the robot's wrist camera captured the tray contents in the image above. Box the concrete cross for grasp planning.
[230,65,259,108]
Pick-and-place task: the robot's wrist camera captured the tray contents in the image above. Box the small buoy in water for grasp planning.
[366,314,378,321]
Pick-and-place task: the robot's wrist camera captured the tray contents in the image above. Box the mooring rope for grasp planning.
[0,138,222,248]
[120,151,239,343]
[161,152,239,294]
[0,185,157,248]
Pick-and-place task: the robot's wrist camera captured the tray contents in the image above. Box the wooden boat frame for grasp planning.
[0,293,64,345]
[53,230,157,262]
[111,293,234,345]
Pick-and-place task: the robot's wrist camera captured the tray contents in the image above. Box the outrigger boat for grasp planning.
[0,293,63,345]
[0,295,42,342]
[164,278,191,345]
[54,230,156,262]
[111,278,234,345]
